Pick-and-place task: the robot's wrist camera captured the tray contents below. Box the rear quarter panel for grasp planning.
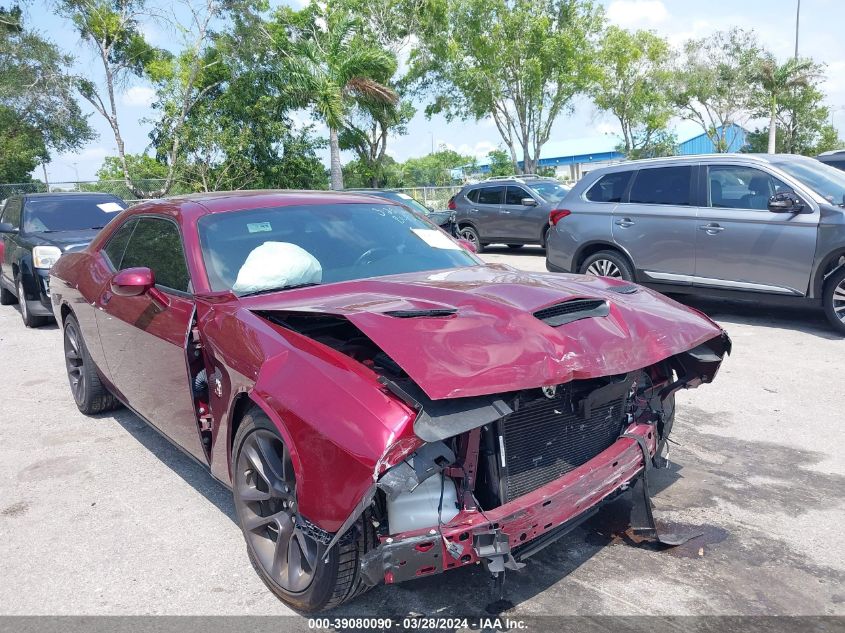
[547,175,617,272]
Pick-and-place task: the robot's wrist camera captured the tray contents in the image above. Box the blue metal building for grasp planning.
[676,123,749,155]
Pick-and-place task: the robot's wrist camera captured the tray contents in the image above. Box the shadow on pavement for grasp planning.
[670,295,842,340]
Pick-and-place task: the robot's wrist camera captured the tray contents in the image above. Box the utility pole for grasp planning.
[794,0,800,59]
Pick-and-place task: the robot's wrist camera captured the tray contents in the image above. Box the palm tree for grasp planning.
[282,11,398,190]
[754,55,816,154]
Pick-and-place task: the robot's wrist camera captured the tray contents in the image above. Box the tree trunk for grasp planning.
[329,127,344,190]
[767,100,777,154]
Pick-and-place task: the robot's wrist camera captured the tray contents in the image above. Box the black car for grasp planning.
[0,192,126,327]
[817,150,845,172]
[348,189,457,235]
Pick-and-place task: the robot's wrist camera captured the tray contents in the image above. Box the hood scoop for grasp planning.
[383,308,457,318]
[534,298,609,327]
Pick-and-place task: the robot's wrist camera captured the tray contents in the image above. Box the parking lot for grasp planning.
[0,246,843,618]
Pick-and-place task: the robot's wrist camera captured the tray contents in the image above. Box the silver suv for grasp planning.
[545,154,845,334]
[451,176,570,252]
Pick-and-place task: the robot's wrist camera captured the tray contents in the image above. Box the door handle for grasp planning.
[615,218,635,228]
[699,223,725,233]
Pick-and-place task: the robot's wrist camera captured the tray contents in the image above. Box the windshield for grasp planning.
[23,197,125,232]
[773,158,845,206]
[528,181,570,203]
[198,203,478,294]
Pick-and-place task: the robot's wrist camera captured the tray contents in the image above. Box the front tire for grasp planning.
[823,267,845,335]
[63,313,120,414]
[232,410,376,612]
[579,250,634,281]
[18,277,48,328]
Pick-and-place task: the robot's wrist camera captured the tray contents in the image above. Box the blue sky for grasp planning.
[26,0,845,183]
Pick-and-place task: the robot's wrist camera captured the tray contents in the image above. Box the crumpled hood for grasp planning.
[243,265,726,400]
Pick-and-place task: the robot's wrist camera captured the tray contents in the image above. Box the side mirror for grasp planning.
[0,221,17,234]
[111,267,155,297]
[457,238,477,253]
[521,197,538,207]
[768,191,804,213]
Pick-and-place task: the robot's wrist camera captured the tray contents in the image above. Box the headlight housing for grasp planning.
[32,245,63,269]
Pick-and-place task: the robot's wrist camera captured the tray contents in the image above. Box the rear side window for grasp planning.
[505,186,531,205]
[477,186,504,205]
[102,218,137,269]
[585,172,632,203]
[823,160,845,171]
[629,166,693,206]
[466,189,480,203]
[120,217,191,293]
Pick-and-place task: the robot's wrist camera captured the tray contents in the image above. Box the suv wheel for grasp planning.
[579,251,634,281]
[823,267,845,335]
[18,277,48,328]
[458,225,484,253]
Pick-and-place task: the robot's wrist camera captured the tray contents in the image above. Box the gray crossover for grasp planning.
[451,176,570,251]
[545,154,845,334]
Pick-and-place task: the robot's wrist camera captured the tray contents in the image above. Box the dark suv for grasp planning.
[0,192,126,327]
[450,176,570,252]
[817,150,845,172]
[545,154,845,334]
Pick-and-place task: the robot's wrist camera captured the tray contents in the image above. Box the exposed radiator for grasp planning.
[498,386,629,502]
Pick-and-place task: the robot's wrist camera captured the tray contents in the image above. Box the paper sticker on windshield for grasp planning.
[97,202,124,213]
[411,228,461,250]
[396,192,412,199]
[247,222,272,233]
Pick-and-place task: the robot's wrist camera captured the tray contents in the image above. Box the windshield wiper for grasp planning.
[238,282,321,297]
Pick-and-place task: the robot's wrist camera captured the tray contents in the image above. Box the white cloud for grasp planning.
[121,86,156,108]
[594,122,618,136]
[606,0,669,28]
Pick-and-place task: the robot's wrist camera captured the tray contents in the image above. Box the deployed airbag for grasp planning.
[233,241,322,294]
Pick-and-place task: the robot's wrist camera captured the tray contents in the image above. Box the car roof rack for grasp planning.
[482,174,559,183]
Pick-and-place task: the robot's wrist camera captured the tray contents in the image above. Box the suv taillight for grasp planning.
[447,196,457,211]
[549,209,571,225]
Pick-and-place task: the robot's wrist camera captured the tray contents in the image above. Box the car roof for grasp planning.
[125,189,405,224]
[21,192,123,200]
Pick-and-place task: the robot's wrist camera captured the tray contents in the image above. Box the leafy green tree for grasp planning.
[96,154,167,181]
[0,5,94,181]
[270,2,399,190]
[672,28,761,152]
[752,55,818,154]
[340,99,414,187]
[487,148,515,177]
[401,148,472,186]
[411,0,602,174]
[343,155,404,188]
[591,26,676,158]
[744,80,843,156]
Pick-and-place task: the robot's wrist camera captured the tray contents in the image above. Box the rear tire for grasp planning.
[18,277,48,328]
[579,250,634,281]
[233,410,377,612]
[822,267,845,335]
[63,313,120,414]
[0,284,16,305]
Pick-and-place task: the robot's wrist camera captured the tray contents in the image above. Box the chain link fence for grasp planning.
[0,180,170,205]
[0,181,463,210]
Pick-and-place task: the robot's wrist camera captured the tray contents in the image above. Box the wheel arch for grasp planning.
[226,390,305,492]
[572,241,637,278]
[812,249,845,298]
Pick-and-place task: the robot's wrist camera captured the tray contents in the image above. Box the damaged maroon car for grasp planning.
[49,191,729,612]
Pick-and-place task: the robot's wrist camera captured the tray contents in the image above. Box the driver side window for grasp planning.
[119,217,191,293]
